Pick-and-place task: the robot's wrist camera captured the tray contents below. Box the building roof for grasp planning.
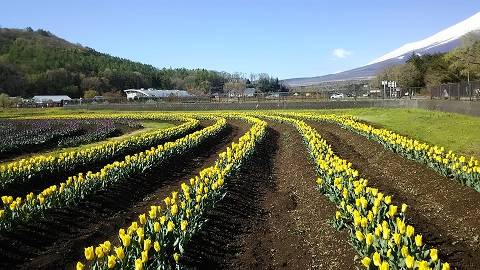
[32,95,72,102]
[124,89,195,97]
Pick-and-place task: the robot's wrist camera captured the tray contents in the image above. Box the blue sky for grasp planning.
[1,1,479,80]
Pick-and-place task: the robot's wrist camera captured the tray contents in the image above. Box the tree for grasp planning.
[83,89,98,99]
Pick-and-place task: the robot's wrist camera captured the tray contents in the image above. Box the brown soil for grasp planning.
[0,118,479,270]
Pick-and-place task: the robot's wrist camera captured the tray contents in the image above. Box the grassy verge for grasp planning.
[316,108,480,159]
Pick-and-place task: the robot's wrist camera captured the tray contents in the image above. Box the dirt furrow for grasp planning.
[310,121,480,270]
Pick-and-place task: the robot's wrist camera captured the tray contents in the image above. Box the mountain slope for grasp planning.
[285,12,480,87]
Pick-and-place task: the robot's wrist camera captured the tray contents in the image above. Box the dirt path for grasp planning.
[309,121,480,270]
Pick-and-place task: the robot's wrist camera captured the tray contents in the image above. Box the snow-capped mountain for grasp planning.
[285,12,480,86]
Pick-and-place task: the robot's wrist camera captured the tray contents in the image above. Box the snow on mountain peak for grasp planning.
[367,12,480,65]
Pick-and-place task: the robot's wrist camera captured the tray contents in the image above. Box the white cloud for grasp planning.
[333,48,353,59]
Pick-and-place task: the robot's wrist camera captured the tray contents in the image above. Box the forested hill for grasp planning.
[0,28,233,98]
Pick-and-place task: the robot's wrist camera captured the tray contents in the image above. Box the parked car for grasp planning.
[330,93,344,99]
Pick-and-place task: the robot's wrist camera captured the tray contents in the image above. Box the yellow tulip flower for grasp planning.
[430,248,438,262]
[365,233,374,246]
[115,246,125,260]
[167,221,174,232]
[361,257,371,267]
[84,246,94,261]
[95,246,104,259]
[406,225,415,237]
[121,234,131,247]
[181,220,188,231]
[139,214,146,225]
[415,234,423,247]
[442,262,450,270]
[154,241,161,252]
[405,255,415,268]
[171,204,178,216]
[380,261,390,270]
[76,261,85,270]
[173,253,180,263]
[141,250,148,263]
[373,252,381,266]
[135,258,143,270]
[107,254,116,268]
[144,239,152,251]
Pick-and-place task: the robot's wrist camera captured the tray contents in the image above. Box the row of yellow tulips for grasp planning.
[264,113,449,270]
[0,117,227,231]
[76,114,267,270]
[292,112,480,192]
[0,113,199,189]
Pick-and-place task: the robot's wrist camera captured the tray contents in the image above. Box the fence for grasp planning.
[430,80,480,101]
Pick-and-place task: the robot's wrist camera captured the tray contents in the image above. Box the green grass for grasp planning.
[317,108,480,159]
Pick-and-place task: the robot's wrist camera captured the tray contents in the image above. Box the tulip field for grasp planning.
[0,110,479,270]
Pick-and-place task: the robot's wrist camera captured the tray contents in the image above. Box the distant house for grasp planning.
[32,95,72,107]
[124,88,195,100]
[243,88,257,97]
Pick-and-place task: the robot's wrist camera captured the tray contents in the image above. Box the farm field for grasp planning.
[0,109,479,270]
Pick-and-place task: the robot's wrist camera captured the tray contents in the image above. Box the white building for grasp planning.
[124,89,195,100]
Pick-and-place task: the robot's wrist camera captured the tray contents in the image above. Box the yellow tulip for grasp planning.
[144,239,152,251]
[95,246,104,259]
[139,214,146,225]
[84,246,94,261]
[171,204,178,216]
[417,260,429,270]
[173,253,180,263]
[102,241,111,253]
[383,227,391,240]
[164,197,171,207]
[380,261,390,270]
[76,261,85,270]
[393,233,401,245]
[430,248,438,262]
[107,255,116,268]
[415,234,423,247]
[406,225,415,237]
[356,231,364,242]
[135,258,143,270]
[361,257,371,267]
[137,227,144,243]
[141,250,148,263]
[384,196,392,205]
[373,252,381,266]
[442,262,450,270]
[401,203,408,212]
[365,233,374,246]
[115,246,125,260]
[154,221,160,232]
[401,246,409,258]
[154,241,161,252]
[121,234,131,247]
[181,220,188,231]
[405,255,415,268]
[167,221,174,232]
